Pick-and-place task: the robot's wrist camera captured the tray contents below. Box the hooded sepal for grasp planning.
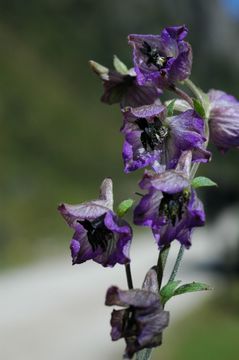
[58,179,132,267]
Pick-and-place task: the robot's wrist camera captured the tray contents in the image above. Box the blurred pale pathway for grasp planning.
[0,207,238,360]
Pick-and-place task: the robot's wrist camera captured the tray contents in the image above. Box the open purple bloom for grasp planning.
[121,104,210,173]
[58,178,132,267]
[208,89,239,152]
[128,26,192,88]
[134,151,205,248]
[89,59,161,108]
[105,269,169,358]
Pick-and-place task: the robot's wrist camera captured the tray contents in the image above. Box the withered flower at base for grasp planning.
[105,269,169,358]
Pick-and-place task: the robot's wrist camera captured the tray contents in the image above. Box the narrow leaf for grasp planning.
[193,98,206,118]
[192,176,217,189]
[160,280,181,304]
[116,199,134,217]
[167,99,176,116]
[113,55,128,75]
[174,282,213,296]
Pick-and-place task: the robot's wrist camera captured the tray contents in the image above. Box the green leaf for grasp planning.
[89,60,109,77]
[191,176,217,189]
[184,79,210,119]
[193,98,206,118]
[174,282,213,296]
[167,99,176,116]
[160,280,181,305]
[113,55,128,75]
[116,199,134,217]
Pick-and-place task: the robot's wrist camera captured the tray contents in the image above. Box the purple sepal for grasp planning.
[121,104,166,173]
[128,25,192,89]
[134,151,206,248]
[208,89,239,152]
[121,105,210,173]
[58,179,132,267]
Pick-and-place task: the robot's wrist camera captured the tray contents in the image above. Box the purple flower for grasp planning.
[128,26,192,88]
[105,269,169,358]
[58,178,132,267]
[134,151,205,248]
[208,89,239,152]
[89,59,161,108]
[121,104,210,173]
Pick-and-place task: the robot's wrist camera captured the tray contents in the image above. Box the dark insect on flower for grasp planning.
[58,178,132,267]
[105,269,169,358]
[140,41,170,70]
[136,117,168,151]
[128,26,192,88]
[134,151,205,248]
[121,104,210,173]
[158,189,190,227]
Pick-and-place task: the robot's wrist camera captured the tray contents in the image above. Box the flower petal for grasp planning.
[105,286,159,308]
[208,89,239,151]
[58,178,113,228]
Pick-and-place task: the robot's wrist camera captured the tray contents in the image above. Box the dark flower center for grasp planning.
[136,117,168,151]
[122,308,139,337]
[159,190,190,226]
[141,41,170,70]
[79,214,114,252]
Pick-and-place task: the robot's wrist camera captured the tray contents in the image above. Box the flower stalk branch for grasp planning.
[168,244,185,282]
[125,263,134,289]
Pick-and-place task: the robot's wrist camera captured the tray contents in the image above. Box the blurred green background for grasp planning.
[0,1,239,359]
[1,0,239,269]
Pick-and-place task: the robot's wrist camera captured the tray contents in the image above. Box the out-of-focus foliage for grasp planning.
[0,0,239,268]
[153,280,239,360]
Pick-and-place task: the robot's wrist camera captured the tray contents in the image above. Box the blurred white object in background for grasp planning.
[0,206,238,360]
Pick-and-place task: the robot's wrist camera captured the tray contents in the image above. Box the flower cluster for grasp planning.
[59,24,239,359]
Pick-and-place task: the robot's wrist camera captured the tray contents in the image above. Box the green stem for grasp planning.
[190,116,210,180]
[136,348,153,360]
[184,79,204,102]
[157,245,170,288]
[169,84,194,107]
[125,263,133,289]
[168,244,185,282]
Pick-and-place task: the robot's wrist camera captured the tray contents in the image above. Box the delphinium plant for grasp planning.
[58,25,239,359]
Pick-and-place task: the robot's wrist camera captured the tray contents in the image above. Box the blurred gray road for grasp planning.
[0,207,238,360]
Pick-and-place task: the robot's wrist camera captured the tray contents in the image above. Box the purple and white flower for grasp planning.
[134,151,205,248]
[128,26,192,88]
[58,178,132,267]
[121,104,210,173]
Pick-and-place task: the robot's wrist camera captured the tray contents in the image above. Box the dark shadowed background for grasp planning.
[0,1,238,359]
